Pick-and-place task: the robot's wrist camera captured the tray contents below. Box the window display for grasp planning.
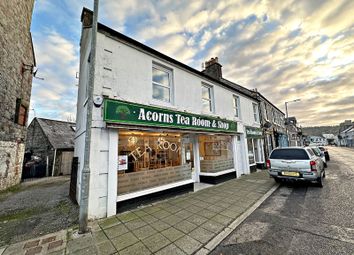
[118,130,182,172]
[248,139,255,164]
[199,135,234,173]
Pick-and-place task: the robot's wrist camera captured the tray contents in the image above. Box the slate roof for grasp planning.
[36,118,75,149]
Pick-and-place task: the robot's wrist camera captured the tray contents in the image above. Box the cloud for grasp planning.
[29,0,354,127]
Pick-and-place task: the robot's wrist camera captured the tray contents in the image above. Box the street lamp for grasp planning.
[285,99,301,120]
[284,99,301,146]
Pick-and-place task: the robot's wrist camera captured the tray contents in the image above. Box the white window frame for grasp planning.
[152,63,173,104]
[252,103,259,123]
[233,95,240,118]
[201,83,214,113]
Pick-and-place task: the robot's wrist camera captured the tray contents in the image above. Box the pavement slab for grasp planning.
[1,171,277,254]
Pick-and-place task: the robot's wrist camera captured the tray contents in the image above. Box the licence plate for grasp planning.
[282,171,300,177]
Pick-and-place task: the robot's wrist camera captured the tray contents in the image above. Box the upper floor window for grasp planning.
[14,98,27,126]
[202,84,213,113]
[264,103,269,120]
[152,64,172,103]
[233,95,240,118]
[252,103,259,123]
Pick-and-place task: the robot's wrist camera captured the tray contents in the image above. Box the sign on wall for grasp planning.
[104,99,237,133]
[245,126,263,138]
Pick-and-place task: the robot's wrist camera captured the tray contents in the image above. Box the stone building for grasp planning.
[254,91,287,160]
[0,1,36,190]
[24,118,75,178]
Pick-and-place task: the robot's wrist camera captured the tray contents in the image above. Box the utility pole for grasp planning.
[79,0,99,233]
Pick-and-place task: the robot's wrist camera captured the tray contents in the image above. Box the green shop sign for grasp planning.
[245,126,263,138]
[104,99,237,133]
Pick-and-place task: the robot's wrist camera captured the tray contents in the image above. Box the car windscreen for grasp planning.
[270,149,309,160]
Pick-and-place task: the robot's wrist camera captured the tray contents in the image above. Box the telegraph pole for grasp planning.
[79,0,99,233]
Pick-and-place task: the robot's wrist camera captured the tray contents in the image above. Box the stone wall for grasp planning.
[0,141,25,190]
[0,0,35,190]
[118,164,192,195]
[25,119,55,174]
[200,159,234,173]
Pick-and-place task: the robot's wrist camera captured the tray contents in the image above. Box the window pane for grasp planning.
[153,84,170,102]
[202,86,210,99]
[254,139,259,162]
[247,139,255,164]
[270,149,309,160]
[152,68,169,87]
[202,99,211,112]
[234,97,239,117]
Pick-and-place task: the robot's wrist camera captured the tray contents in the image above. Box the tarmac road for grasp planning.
[211,147,354,255]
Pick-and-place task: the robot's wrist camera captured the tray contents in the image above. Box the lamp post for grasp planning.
[285,99,300,120]
[284,99,301,146]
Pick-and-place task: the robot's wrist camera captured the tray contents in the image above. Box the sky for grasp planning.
[29,0,354,127]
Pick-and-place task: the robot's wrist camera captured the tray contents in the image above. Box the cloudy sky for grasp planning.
[29,0,354,126]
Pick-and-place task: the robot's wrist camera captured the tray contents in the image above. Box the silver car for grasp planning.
[267,147,325,187]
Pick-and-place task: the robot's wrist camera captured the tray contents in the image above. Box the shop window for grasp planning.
[199,135,234,173]
[152,64,172,103]
[201,84,214,113]
[233,95,240,118]
[117,130,193,195]
[14,98,27,126]
[247,139,255,165]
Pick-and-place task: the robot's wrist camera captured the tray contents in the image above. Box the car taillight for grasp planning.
[310,160,317,171]
[266,159,271,169]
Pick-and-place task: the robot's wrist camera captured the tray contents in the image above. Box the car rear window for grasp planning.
[270,149,310,160]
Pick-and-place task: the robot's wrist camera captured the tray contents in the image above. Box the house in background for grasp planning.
[0,0,36,190]
[254,91,287,160]
[23,118,75,178]
[339,126,354,147]
[285,117,302,146]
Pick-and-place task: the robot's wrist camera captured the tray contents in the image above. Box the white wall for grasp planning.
[75,28,261,219]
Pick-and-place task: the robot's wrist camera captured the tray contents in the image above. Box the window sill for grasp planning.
[150,99,176,110]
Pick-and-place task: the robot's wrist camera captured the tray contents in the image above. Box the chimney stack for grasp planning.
[202,57,222,80]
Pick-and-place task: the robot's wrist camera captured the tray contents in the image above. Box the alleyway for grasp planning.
[0,176,78,246]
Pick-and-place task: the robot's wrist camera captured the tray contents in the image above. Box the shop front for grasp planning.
[245,126,264,172]
[104,99,239,204]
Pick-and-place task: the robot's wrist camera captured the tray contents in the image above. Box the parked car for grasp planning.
[310,147,327,168]
[267,147,325,187]
[318,146,330,161]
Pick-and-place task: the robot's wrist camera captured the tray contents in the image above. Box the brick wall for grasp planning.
[0,0,35,190]
[118,164,192,195]
[200,159,234,173]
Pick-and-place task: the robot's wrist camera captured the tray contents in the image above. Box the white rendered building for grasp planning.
[75,8,264,219]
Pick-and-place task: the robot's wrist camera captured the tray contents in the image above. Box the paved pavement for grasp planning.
[211,146,354,255]
[0,171,277,255]
[0,176,78,247]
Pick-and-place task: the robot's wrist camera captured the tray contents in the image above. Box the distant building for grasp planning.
[24,118,75,178]
[255,91,287,160]
[307,135,327,146]
[322,134,338,145]
[0,1,36,190]
[339,120,353,133]
[285,117,302,146]
[339,126,354,147]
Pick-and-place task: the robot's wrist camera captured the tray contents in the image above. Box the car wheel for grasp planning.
[317,173,324,187]
[327,156,330,161]
[323,170,326,178]
[324,162,327,168]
